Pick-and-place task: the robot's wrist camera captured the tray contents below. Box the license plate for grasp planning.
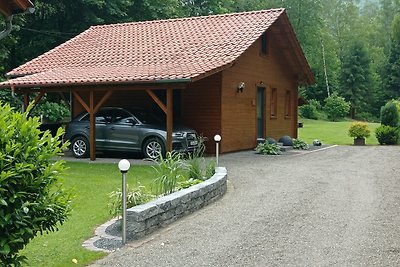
[190,141,198,146]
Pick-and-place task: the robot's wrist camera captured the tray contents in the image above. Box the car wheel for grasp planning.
[71,136,89,158]
[143,138,165,159]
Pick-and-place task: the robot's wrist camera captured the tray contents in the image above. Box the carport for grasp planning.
[5,80,188,161]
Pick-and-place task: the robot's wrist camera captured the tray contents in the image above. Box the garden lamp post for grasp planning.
[214,134,221,166]
[118,159,130,245]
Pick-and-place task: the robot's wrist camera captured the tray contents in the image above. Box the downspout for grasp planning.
[11,86,25,112]
[0,15,13,40]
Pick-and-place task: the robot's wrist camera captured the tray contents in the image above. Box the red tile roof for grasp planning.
[1,8,313,88]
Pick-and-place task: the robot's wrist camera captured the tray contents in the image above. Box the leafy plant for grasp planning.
[348,121,371,139]
[176,178,202,191]
[108,184,153,217]
[380,100,399,127]
[30,100,70,123]
[152,152,185,195]
[0,101,72,266]
[375,125,399,145]
[292,138,309,150]
[255,142,281,155]
[324,93,351,121]
[205,160,216,178]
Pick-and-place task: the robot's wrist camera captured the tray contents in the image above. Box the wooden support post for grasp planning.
[166,88,173,152]
[89,91,96,161]
[23,93,29,112]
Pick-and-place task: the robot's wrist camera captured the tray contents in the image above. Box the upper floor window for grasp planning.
[261,31,269,55]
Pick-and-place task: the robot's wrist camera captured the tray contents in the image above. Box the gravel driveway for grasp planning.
[91,146,400,266]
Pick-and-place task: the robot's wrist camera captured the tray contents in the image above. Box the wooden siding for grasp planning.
[221,26,298,153]
[181,73,222,153]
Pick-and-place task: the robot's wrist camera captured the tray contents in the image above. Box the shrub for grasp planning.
[176,178,202,191]
[0,102,72,266]
[323,93,351,121]
[299,101,319,119]
[255,142,281,155]
[31,101,70,123]
[108,184,153,217]
[375,125,399,145]
[292,138,309,150]
[380,100,399,127]
[348,122,371,139]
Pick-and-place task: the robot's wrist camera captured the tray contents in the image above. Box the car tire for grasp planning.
[71,136,89,158]
[143,138,165,159]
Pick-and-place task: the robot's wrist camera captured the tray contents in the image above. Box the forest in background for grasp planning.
[0,0,399,120]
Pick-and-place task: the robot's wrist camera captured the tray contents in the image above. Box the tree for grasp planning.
[383,15,400,99]
[340,40,373,118]
[0,102,72,266]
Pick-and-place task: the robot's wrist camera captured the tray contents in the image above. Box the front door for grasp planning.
[257,87,265,139]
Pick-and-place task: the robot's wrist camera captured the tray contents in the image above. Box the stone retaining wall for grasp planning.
[84,166,228,251]
[121,166,227,240]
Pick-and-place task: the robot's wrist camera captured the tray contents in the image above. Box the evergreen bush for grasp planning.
[375,125,399,145]
[380,100,399,127]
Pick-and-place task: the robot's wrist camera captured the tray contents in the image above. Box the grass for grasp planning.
[21,162,157,267]
[298,118,380,145]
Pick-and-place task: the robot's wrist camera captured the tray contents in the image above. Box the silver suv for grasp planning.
[64,107,198,159]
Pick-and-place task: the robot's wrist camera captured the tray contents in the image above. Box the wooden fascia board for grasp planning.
[6,82,189,92]
[278,13,315,85]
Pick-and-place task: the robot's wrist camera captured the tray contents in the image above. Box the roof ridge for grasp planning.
[90,8,285,29]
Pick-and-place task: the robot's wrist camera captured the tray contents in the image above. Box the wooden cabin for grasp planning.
[0,8,314,159]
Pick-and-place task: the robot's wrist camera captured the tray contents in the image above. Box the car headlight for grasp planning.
[172,132,185,138]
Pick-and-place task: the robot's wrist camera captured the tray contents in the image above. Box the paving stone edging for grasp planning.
[83,166,228,252]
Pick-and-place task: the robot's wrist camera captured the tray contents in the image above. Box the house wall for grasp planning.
[181,73,222,153]
[220,29,298,153]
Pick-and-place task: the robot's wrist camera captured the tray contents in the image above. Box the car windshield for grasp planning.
[131,110,162,125]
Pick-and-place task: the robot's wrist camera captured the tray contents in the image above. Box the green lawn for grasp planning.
[21,162,157,267]
[298,119,380,145]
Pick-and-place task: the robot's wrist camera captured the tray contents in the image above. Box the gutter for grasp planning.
[0,15,13,40]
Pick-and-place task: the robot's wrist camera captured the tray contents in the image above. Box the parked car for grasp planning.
[64,107,198,159]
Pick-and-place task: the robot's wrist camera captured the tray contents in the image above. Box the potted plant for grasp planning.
[348,121,371,145]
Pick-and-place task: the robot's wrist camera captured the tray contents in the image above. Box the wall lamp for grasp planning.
[237,82,245,93]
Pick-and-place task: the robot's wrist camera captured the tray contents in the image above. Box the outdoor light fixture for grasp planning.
[237,82,245,93]
[214,134,222,166]
[118,159,131,245]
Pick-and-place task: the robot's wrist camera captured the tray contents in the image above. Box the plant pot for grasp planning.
[354,137,366,146]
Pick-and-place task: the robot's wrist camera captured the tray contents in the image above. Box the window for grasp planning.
[261,31,269,55]
[285,90,291,119]
[270,88,277,118]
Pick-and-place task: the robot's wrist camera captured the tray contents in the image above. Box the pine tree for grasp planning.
[340,40,373,118]
[383,15,400,99]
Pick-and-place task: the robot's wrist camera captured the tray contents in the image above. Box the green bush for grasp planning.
[380,100,399,127]
[0,102,72,266]
[299,100,319,120]
[152,152,185,195]
[292,138,309,150]
[348,121,371,139]
[375,125,399,145]
[255,142,281,155]
[324,93,351,121]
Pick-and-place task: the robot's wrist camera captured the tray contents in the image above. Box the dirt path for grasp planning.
[91,146,400,266]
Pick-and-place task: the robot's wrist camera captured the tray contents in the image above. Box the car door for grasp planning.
[93,109,112,149]
[105,109,141,151]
